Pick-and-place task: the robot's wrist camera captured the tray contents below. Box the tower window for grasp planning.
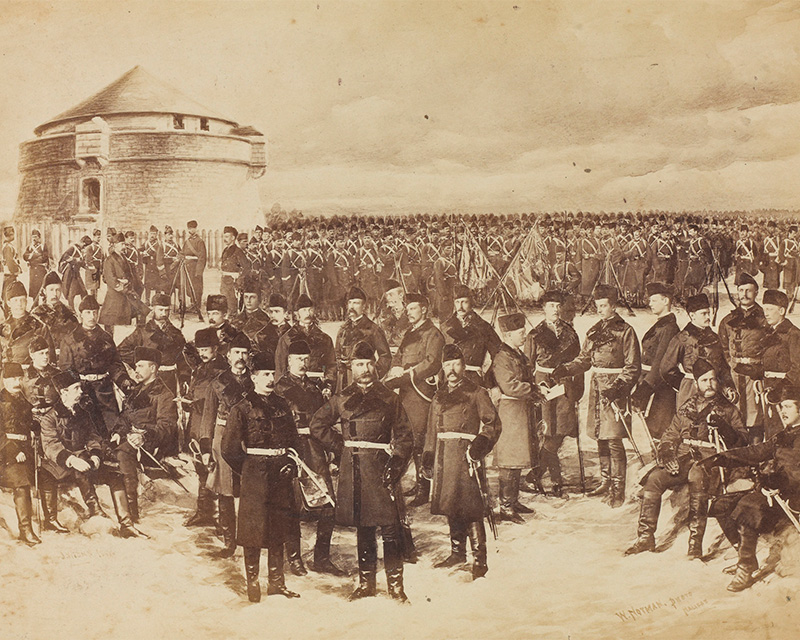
[81,178,101,213]
[200,118,210,131]
[173,114,185,129]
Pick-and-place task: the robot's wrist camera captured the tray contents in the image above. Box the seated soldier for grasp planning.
[702,384,800,591]
[625,358,747,559]
[39,370,145,538]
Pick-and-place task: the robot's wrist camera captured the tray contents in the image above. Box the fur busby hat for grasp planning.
[28,335,49,354]
[294,294,314,310]
[251,350,276,372]
[194,327,220,348]
[78,295,100,311]
[691,358,715,380]
[763,289,789,308]
[685,293,710,314]
[350,341,376,361]
[384,279,403,294]
[5,280,26,300]
[593,284,618,303]
[645,282,672,298]
[735,272,758,288]
[223,226,238,236]
[52,369,81,390]
[151,293,171,308]
[541,290,564,305]
[346,286,367,302]
[206,294,228,313]
[405,292,428,307]
[442,343,464,362]
[134,346,162,366]
[268,293,287,309]
[498,312,526,332]
[2,362,24,379]
[287,340,311,356]
[43,271,61,287]
[229,332,251,351]
[453,283,472,301]
[187,220,198,229]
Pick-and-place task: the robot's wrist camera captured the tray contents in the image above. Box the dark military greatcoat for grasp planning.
[441,311,502,387]
[424,378,500,520]
[113,376,179,458]
[334,315,392,391]
[0,313,54,366]
[30,301,79,353]
[0,389,35,488]
[118,318,188,395]
[275,323,337,390]
[310,382,413,527]
[635,312,680,439]
[222,390,300,548]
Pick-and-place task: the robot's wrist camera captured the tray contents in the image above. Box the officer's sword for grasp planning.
[468,454,498,540]
[137,445,191,493]
[632,408,659,461]
[611,401,644,465]
[761,488,800,534]
[287,448,335,507]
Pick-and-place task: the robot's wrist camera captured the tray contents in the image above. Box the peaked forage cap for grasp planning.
[36,66,237,134]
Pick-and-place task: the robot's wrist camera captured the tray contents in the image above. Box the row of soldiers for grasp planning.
[2,223,800,600]
[4,212,800,325]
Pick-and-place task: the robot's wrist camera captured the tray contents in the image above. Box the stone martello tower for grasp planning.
[14,66,266,230]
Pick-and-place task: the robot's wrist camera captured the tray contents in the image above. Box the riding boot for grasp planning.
[243,547,262,603]
[384,534,408,603]
[313,517,346,576]
[14,487,41,546]
[434,518,468,568]
[40,486,69,533]
[520,468,546,494]
[498,469,524,523]
[467,520,488,579]
[609,451,627,508]
[728,524,760,592]
[110,479,148,538]
[216,495,237,558]
[587,455,611,496]
[286,533,308,576]
[687,493,708,559]
[542,447,563,496]
[123,473,140,523]
[267,545,300,598]
[624,491,660,555]
[350,527,378,600]
[185,467,216,527]
[717,515,741,548]
[76,474,109,519]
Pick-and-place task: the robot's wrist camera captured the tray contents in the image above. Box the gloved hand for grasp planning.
[126,432,145,449]
[110,433,121,446]
[16,451,26,463]
[630,381,652,412]
[90,455,101,470]
[280,462,296,478]
[550,364,569,381]
[468,434,492,461]
[382,454,405,488]
[600,384,620,405]
[67,455,91,473]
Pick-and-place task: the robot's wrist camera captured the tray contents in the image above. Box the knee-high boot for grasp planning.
[75,473,108,519]
[609,446,627,508]
[110,478,147,538]
[588,455,611,496]
[467,520,488,579]
[728,524,760,592]
[350,527,378,600]
[408,452,430,508]
[286,518,308,576]
[243,547,262,603]
[687,493,708,559]
[624,491,661,555]
[123,472,140,523]
[185,465,215,527]
[541,447,563,496]
[434,518,468,568]
[267,545,300,598]
[14,487,41,546]
[498,469,524,523]
[313,517,345,576]
[384,531,408,603]
[216,495,237,558]
[39,477,68,533]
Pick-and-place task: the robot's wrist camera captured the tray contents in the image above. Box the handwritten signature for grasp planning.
[614,591,708,622]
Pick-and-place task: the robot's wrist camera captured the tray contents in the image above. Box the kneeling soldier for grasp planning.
[310,341,414,602]
[40,370,145,538]
[422,344,500,579]
[221,352,301,603]
[625,358,746,558]
[1,363,40,546]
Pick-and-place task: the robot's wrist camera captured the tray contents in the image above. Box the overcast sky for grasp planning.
[1,0,798,218]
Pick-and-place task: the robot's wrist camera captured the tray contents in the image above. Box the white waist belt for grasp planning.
[437,432,476,441]
[733,357,760,365]
[592,367,623,374]
[296,428,311,435]
[306,372,324,379]
[185,256,199,260]
[160,364,177,371]
[641,364,652,372]
[80,373,108,381]
[221,271,240,278]
[535,365,555,375]
[216,417,227,427]
[344,440,391,451]
[246,447,287,456]
[683,439,716,449]
[5,433,28,441]
[499,393,525,401]
[465,365,482,373]
[764,372,787,379]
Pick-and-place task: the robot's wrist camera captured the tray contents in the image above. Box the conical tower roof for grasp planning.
[35,66,237,134]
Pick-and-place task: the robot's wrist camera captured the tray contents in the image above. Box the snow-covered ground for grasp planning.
[2,274,799,639]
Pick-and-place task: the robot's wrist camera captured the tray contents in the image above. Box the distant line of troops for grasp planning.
[1,214,800,602]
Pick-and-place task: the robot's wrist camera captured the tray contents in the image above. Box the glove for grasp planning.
[382,454,405,488]
[67,455,91,473]
[551,364,569,381]
[201,453,211,468]
[126,432,145,449]
[15,451,26,463]
[90,455,101,470]
[630,381,652,412]
[600,384,620,404]
[468,434,492,461]
[280,462,296,478]
[110,433,121,446]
